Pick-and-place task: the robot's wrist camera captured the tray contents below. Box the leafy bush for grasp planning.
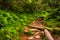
[0,10,20,28]
[43,12,60,28]
[0,27,19,40]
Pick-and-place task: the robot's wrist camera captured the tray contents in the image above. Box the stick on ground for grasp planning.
[44,29,54,40]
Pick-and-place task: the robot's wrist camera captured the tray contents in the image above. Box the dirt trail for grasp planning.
[20,19,60,40]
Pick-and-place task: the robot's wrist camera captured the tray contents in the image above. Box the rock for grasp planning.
[27,36,34,40]
[35,35,40,38]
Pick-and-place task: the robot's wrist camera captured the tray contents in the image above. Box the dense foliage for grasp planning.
[1,0,60,12]
[0,0,60,40]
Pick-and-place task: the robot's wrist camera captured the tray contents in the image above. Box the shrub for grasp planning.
[0,10,20,28]
[0,27,19,40]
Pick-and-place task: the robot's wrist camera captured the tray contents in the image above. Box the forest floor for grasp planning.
[19,18,60,40]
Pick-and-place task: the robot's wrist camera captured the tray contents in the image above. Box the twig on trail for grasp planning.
[44,29,54,40]
[28,26,60,31]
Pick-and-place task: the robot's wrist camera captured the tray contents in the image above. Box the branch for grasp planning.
[44,29,54,40]
[28,26,60,31]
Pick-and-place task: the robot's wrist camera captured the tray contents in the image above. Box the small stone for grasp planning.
[35,35,40,38]
[28,36,34,40]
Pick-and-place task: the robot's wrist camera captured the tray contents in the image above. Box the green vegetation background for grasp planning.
[0,0,60,40]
